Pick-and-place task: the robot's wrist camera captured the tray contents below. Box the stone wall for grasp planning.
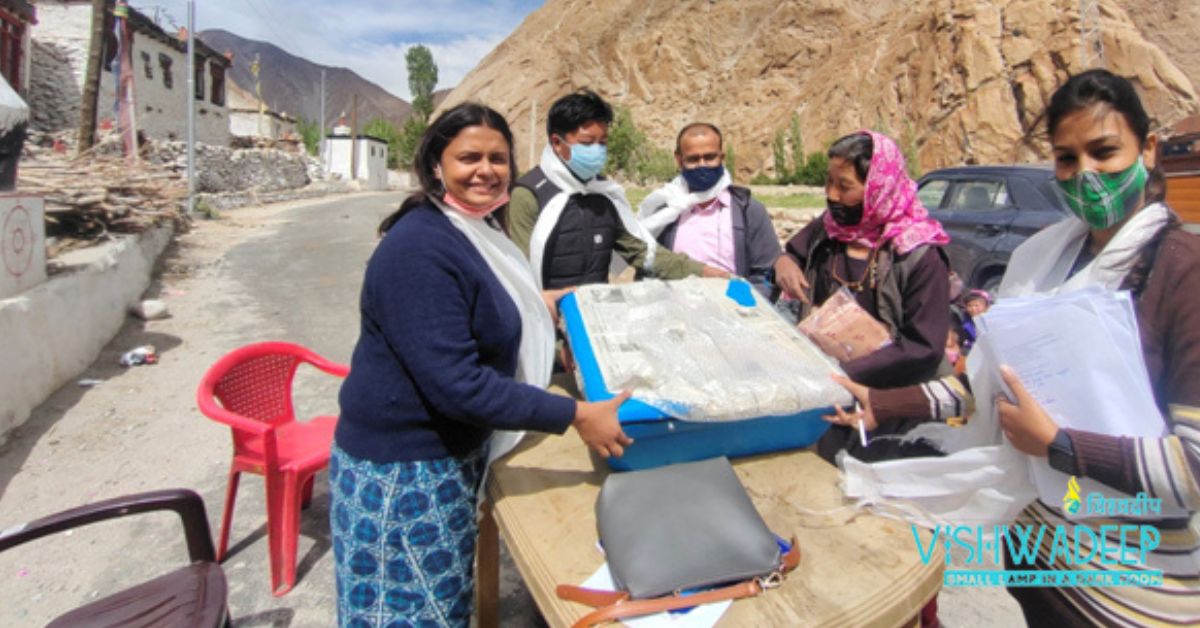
[27,38,86,132]
[144,142,310,193]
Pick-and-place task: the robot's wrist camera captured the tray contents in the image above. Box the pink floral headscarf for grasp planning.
[822,130,949,255]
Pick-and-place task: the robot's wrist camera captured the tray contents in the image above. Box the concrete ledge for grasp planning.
[0,224,174,443]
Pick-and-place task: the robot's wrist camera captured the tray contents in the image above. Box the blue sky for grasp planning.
[129,1,544,100]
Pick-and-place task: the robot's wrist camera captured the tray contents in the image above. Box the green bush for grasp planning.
[798,152,829,186]
[749,173,773,186]
[632,146,677,184]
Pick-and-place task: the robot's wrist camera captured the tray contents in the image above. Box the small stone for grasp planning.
[130,299,170,320]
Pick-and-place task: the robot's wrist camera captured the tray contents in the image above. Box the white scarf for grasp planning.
[528,144,659,288]
[433,199,556,466]
[841,204,1172,529]
[637,171,733,236]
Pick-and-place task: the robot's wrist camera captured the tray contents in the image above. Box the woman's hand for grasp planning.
[996,366,1059,457]
[823,373,878,431]
[773,255,810,304]
[541,287,576,325]
[573,390,635,458]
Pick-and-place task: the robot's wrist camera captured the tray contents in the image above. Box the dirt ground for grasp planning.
[0,192,1024,627]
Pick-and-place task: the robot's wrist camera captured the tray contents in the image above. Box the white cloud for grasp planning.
[129,1,538,98]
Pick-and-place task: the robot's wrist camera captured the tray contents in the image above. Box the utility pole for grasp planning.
[77,0,107,152]
[186,0,196,214]
[350,93,359,181]
[319,69,326,168]
[1080,0,1104,69]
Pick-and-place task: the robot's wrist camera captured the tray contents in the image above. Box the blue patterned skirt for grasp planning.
[329,443,487,628]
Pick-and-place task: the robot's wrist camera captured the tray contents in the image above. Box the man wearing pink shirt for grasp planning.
[638,123,781,296]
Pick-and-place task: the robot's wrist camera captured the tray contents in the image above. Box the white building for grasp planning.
[29,0,231,145]
[323,126,387,190]
[227,81,296,142]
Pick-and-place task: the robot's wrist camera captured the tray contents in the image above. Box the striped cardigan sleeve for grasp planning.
[871,372,974,425]
[1069,404,1200,510]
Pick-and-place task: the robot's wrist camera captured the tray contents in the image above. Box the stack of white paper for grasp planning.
[972,286,1174,516]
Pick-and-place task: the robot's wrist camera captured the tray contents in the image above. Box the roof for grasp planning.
[326,134,388,145]
[230,108,297,123]
[124,6,230,66]
[920,164,1053,179]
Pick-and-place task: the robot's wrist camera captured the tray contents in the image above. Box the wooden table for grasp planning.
[476,430,944,627]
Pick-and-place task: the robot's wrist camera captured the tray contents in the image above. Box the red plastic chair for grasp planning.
[196,341,348,596]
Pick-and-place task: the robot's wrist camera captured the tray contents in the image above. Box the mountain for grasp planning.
[198,29,411,128]
[439,0,1200,176]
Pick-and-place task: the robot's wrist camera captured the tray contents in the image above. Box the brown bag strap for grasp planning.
[558,537,801,628]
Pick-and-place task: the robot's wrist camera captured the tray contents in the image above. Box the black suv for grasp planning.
[917,165,1070,292]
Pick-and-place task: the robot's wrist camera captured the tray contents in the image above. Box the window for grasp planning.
[917,179,950,210]
[158,53,173,89]
[141,51,152,79]
[194,59,205,100]
[0,11,24,89]
[947,180,1008,211]
[209,63,225,106]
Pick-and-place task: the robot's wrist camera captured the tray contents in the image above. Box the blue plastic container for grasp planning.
[559,280,833,472]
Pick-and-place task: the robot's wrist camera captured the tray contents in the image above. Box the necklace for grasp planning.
[831,246,879,293]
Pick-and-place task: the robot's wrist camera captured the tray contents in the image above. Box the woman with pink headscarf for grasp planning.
[774,130,952,463]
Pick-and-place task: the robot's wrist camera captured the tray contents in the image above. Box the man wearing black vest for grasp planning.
[638,122,781,298]
[509,89,728,289]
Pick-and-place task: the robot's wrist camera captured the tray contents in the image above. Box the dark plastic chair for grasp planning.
[0,489,229,627]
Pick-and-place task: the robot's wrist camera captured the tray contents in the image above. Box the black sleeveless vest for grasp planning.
[515,166,621,289]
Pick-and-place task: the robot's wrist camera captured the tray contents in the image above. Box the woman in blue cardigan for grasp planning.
[331,102,630,627]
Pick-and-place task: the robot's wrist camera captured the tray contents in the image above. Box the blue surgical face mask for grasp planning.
[681,164,725,192]
[564,142,607,180]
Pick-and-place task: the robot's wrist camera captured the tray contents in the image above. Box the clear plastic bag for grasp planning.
[573,278,853,421]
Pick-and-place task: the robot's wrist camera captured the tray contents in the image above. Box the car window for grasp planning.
[917,179,950,209]
[946,180,1007,210]
[1036,179,1068,211]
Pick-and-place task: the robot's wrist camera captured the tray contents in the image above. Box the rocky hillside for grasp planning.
[198,29,411,128]
[440,0,1200,176]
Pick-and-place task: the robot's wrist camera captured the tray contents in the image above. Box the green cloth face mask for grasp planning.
[1055,157,1148,229]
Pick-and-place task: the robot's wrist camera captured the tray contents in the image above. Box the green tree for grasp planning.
[395,117,427,168]
[771,130,788,184]
[788,113,804,183]
[296,117,321,156]
[901,121,922,179]
[406,45,438,122]
[363,117,403,168]
[725,143,737,184]
[606,106,646,176]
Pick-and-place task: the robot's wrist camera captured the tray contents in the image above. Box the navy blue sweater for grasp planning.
[336,204,577,463]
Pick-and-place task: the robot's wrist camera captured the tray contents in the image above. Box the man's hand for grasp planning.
[573,390,635,458]
[701,265,731,279]
[773,255,810,303]
[541,287,576,325]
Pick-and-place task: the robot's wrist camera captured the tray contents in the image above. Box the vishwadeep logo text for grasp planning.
[912,477,1164,588]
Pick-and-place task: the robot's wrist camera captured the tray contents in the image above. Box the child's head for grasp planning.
[964,290,991,317]
[945,328,962,363]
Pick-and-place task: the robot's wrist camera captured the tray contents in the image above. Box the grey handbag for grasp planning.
[596,456,785,598]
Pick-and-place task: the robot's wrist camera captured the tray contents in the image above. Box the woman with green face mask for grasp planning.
[827,69,1200,625]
